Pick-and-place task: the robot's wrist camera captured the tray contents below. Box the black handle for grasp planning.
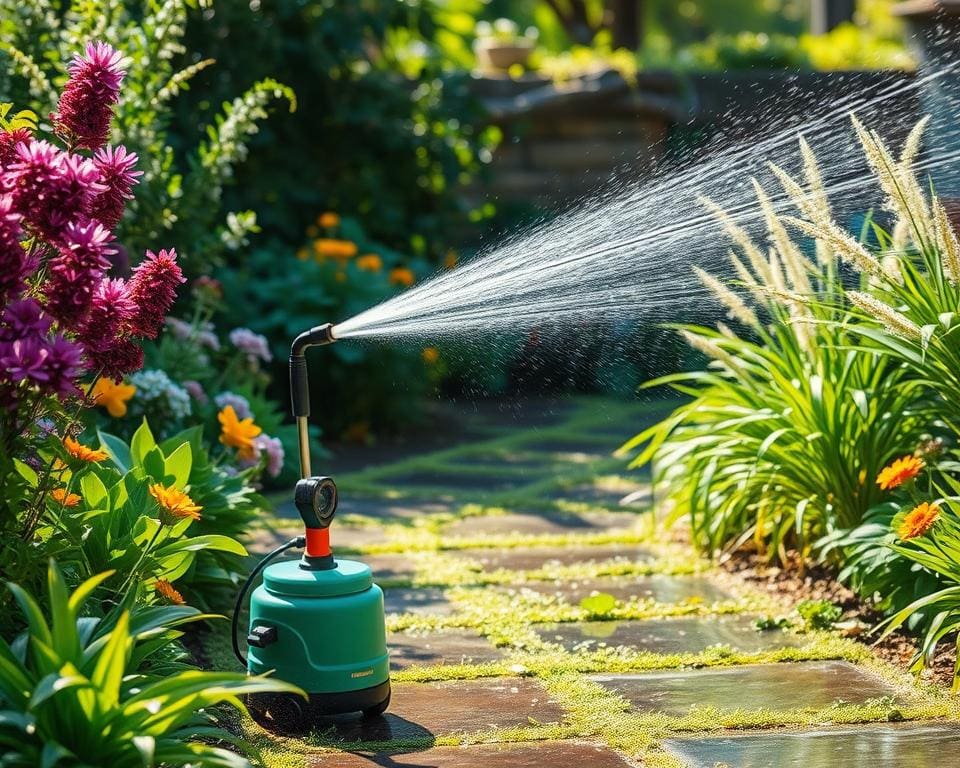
[289,354,310,418]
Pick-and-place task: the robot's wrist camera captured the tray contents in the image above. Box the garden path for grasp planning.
[219,397,960,767]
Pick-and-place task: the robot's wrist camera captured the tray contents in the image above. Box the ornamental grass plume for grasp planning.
[897,501,940,540]
[846,291,923,341]
[877,455,925,491]
[53,41,124,150]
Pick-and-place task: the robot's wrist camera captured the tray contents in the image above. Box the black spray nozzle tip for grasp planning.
[291,323,336,357]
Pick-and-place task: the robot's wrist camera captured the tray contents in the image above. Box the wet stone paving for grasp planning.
[236,398,959,767]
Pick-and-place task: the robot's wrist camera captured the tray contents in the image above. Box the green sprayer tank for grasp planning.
[235,323,391,729]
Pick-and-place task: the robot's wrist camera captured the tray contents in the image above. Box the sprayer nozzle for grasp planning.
[291,323,336,357]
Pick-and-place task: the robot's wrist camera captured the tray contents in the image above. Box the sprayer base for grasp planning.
[248,681,391,732]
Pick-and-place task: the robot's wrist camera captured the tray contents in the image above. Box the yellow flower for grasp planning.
[51,488,81,507]
[877,455,924,491]
[149,483,202,526]
[313,239,357,262]
[63,436,108,463]
[444,250,458,269]
[356,253,382,272]
[422,347,440,365]
[318,211,340,228]
[898,501,940,540]
[389,266,415,287]
[218,405,262,460]
[296,248,309,261]
[154,579,185,605]
[91,378,136,417]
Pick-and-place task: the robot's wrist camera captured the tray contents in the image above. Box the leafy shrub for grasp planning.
[0,0,294,273]
[0,560,297,766]
[677,31,810,70]
[219,213,444,437]
[796,599,842,630]
[624,138,923,559]
[172,0,496,252]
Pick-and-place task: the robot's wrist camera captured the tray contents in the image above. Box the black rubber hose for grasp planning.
[232,535,305,667]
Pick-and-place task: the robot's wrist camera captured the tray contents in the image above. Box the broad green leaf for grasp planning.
[130,421,157,467]
[79,473,109,510]
[163,442,193,488]
[97,431,132,473]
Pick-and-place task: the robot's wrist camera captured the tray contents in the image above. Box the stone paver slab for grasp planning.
[382,586,452,615]
[547,481,651,508]
[388,629,504,670]
[460,544,653,572]
[317,678,562,742]
[664,723,960,767]
[536,615,802,654]
[381,469,541,492]
[309,741,634,767]
[443,510,640,538]
[500,575,730,605]
[590,661,897,716]
[362,554,417,581]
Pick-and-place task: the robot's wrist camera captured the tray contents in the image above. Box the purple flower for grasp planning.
[214,391,252,420]
[1,299,52,341]
[183,380,208,405]
[128,249,185,339]
[256,434,285,478]
[94,337,144,382]
[2,140,106,241]
[89,144,141,228]
[79,278,136,372]
[42,219,114,331]
[229,327,272,363]
[0,334,82,397]
[0,194,28,304]
[0,128,32,170]
[54,41,125,151]
[164,317,221,351]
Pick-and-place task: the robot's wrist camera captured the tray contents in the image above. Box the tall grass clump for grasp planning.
[623,132,926,562]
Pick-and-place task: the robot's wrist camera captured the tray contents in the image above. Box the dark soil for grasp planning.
[721,550,957,690]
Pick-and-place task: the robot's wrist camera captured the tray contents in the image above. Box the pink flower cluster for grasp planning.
[0,41,183,408]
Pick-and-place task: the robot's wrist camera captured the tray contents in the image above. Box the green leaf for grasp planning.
[79,473,109,510]
[142,448,167,483]
[579,592,617,616]
[164,442,192,488]
[13,459,38,487]
[130,421,157,467]
[154,535,247,557]
[97,431,132,473]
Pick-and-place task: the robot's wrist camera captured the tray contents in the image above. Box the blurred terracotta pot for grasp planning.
[474,39,534,71]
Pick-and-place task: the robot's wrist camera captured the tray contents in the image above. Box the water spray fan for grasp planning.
[233,323,391,728]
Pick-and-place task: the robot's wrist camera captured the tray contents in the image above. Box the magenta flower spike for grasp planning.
[54,41,125,151]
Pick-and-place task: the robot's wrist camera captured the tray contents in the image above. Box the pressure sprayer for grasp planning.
[232,323,391,729]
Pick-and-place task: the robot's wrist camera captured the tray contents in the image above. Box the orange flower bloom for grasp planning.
[51,488,81,507]
[444,250,458,269]
[63,436,108,463]
[313,239,357,261]
[356,253,382,272]
[91,377,136,417]
[154,579,185,605]
[318,211,340,228]
[389,266,415,287]
[898,501,940,540]
[149,483,202,526]
[877,455,924,490]
[218,405,262,460]
[422,347,440,365]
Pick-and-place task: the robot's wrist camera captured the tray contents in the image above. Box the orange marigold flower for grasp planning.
[356,253,382,272]
[898,501,941,540]
[154,579,185,605]
[218,405,262,460]
[318,211,340,228]
[389,266,415,287]
[877,455,924,490]
[313,239,357,261]
[51,488,81,507]
[63,436,109,463]
[91,377,136,417]
[422,347,440,365]
[149,483,202,526]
